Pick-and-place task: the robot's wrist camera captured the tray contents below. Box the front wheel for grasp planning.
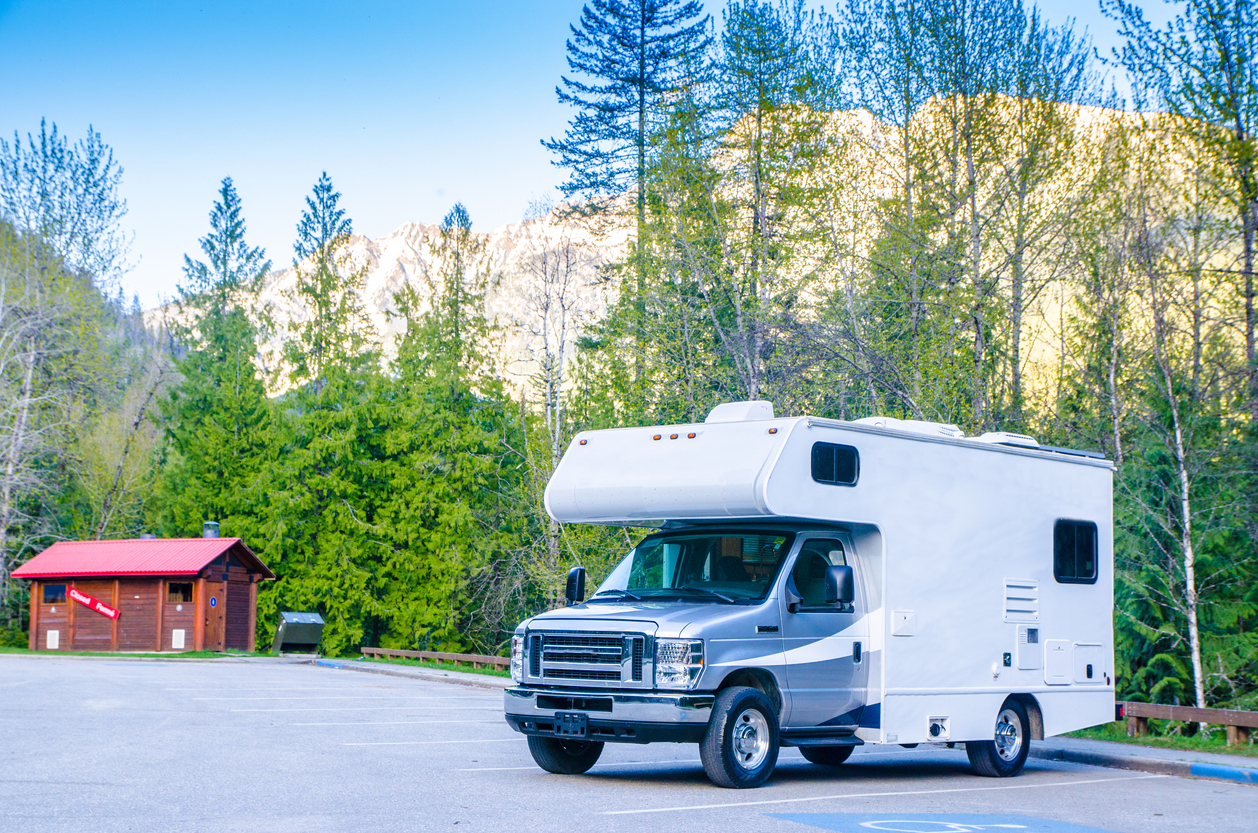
[526,736,604,774]
[800,745,855,766]
[700,686,780,788]
[966,700,1030,777]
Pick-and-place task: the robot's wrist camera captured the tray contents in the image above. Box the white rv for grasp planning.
[503,401,1115,788]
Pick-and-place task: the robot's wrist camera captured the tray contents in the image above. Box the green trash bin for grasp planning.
[272,611,325,654]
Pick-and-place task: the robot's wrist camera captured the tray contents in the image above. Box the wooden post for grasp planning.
[67,580,76,651]
[155,579,166,651]
[193,577,207,651]
[1227,725,1250,746]
[28,581,38,650]
[247,578,258,653]
[110,579,120,652]
[1127,716,1149,736]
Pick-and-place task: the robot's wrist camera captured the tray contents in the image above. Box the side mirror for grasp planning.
[565,567,587,606]
[824,565,854,607]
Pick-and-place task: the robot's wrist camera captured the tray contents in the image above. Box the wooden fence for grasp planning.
[359,646,510,670]
[1121,701,1258,745]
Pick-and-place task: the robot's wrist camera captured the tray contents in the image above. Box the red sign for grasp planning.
[68,587,119,620]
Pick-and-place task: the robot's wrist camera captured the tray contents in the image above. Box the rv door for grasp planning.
[779,536,868,728]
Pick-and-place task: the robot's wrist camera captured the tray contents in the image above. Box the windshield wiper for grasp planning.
[676,586,736,603]
[591,589,643,601]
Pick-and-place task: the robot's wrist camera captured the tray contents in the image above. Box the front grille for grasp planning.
[543,668,621,681]
[525,630,651,688]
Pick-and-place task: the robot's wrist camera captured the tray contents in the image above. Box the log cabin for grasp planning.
[13,536,275,653]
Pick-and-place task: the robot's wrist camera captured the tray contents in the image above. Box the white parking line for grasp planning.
[293,720,504,726]
[601,773,1166,815]
[196,695,447,701]
[343,738,520,746]
[232,705,502,712]
[454,749,926,773]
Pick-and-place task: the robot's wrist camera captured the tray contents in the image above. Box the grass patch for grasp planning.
[1067,720,1258,758]
[0,646,258,659]
[355,654,511,678]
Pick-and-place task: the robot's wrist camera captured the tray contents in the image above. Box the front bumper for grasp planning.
[503,686,713,744]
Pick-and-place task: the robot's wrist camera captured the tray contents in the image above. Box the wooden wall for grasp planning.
[27,562,263,654]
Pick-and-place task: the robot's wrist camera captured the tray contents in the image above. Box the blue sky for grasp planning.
[0,1,1152,308]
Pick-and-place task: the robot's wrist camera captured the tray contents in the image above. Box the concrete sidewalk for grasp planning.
[1033,734,1258,785]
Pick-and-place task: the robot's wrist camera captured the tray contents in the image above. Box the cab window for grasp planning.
[791,538,848,610]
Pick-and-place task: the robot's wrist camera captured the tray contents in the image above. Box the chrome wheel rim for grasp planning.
[732,708,770,771]
[994,708,1023,762]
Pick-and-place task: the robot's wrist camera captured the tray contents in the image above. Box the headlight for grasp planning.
[655,639,703,689]
[510,634,524,683]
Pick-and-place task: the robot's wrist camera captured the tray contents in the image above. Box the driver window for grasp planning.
[791,538,847,610]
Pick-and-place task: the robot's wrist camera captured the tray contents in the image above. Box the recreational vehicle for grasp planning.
[503,401,1115,788]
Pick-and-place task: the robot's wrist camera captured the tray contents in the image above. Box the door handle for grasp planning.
[853,641,862,663]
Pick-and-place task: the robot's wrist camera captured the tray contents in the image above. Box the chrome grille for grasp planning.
[524,630,652,689]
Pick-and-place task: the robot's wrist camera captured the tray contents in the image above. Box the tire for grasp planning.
[800,745,855,766]
[526,735,604,774]
[966,699,1030,777]
[700,686,781,788]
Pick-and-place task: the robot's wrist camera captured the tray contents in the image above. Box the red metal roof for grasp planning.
[11,538,275,580]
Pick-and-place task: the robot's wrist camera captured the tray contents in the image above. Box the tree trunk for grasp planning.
[0,340,36,617]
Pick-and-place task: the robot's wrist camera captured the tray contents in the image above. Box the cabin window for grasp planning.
[1054,520,1098,584]
[167,582,194,604]
[43,584,66,604]
[811,442,859,486]
[791,538,849,610]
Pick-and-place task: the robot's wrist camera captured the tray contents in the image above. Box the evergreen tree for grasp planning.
[179,177,270,317]
[285,172,375,391]
[153,180,273,541]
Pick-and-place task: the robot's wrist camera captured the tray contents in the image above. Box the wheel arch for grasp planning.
[714,667,784,715]
[1006,693,1044,740]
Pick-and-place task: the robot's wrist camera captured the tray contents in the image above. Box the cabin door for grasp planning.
[779,536,868,728]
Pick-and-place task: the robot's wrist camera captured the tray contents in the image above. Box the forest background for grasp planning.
[1,0,1256,722]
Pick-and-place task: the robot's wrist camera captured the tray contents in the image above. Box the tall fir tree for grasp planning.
[545,0,712,390]
[153,180,273,540]
[285,172,375,391]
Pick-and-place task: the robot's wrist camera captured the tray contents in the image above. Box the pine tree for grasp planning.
[179,177,270,317]
[153,180,273,541]
[285,172,375,391]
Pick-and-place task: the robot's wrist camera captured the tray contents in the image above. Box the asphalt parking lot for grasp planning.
[2,656,1255,833]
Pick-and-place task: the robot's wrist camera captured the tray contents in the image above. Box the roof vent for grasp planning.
[140,533,157,540]
[977,431,1039,448]
[705,401,775,424]
[202,521,220,539]
[853,416,964,438]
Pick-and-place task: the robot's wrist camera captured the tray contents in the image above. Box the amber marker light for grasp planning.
[653,434,662,440]
[768,427,778,434]
[669,433,678,439]
[579,439,588,445]
[687,433,696,439]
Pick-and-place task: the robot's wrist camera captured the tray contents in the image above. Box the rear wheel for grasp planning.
[526,736,604,774]
[800,745,855,766]
[966,700,1030,777]
[700,686,780,788]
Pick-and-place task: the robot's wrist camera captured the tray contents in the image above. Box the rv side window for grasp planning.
[811,442,859,486]
[1054,520,1098,584]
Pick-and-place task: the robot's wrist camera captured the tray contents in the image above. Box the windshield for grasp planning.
[593,530,795,603]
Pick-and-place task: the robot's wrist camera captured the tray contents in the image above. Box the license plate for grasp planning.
[554,712,588,738]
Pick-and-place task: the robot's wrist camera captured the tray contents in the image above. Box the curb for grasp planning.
[1031,744,1258,786]
[310,658,511,691]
